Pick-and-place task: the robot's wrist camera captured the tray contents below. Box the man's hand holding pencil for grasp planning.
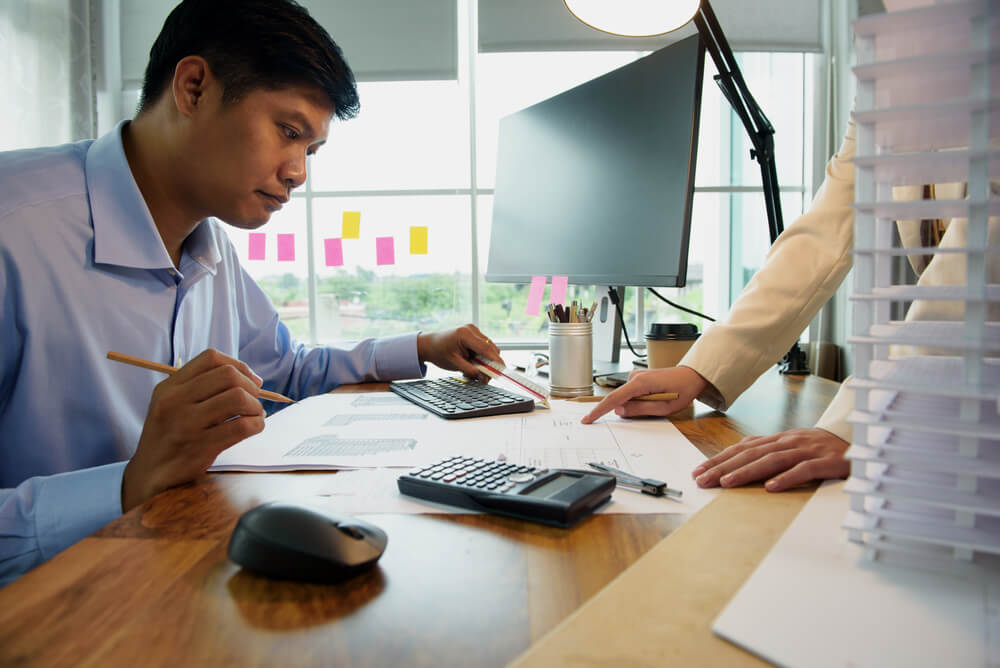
[118,349,268,513]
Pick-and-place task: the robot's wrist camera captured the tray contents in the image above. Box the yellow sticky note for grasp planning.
[410,226,428,254]
[342,211,361,239]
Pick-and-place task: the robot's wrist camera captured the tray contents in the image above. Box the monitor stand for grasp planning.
[591,285,625,376]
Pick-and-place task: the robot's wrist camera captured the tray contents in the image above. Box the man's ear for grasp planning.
[172,55,211,117]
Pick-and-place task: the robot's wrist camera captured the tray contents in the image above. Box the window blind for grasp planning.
[119,0,459,88]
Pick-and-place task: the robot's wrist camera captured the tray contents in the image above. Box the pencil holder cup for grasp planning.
[548,321,593,398]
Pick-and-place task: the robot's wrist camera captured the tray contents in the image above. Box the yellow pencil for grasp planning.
[106,351,294,403]
[567,392,679,402]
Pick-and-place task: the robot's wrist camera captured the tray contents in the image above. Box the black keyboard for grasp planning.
[389,377,535,419]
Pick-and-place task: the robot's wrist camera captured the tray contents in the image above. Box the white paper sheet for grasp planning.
[210,392,718,515]
[210,392,435,470]
[712,480,1000,668]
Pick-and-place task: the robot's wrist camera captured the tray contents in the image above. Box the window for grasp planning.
[224,7,817,350]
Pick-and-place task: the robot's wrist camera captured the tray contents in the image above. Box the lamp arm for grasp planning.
[694,1,807,373]
[693,0,784,242]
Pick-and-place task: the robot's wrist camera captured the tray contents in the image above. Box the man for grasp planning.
[0,0,500,586]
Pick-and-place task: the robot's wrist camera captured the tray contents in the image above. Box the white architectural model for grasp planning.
[845,0,1000,569]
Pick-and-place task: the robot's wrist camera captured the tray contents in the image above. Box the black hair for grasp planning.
[138,0,359,120]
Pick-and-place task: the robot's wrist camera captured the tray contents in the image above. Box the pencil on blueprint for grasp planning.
[106,351,294,403]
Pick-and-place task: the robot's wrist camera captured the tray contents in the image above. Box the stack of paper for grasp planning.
[846,0,1000,570]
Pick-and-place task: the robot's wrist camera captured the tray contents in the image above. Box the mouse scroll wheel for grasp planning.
[336,524,366,540]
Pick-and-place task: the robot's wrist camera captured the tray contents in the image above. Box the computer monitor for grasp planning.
[485,35,705,365]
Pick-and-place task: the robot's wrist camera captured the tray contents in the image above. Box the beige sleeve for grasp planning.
[678,119,857,411]
[810,188,999,440]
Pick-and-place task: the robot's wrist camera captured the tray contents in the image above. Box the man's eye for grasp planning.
[282,125,300,140]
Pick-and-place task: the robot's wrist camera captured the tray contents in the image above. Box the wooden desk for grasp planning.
[0,370,838,667]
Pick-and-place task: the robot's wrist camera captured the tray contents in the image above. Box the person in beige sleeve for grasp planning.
[582,117,999,492]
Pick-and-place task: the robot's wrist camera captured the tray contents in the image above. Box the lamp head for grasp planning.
[564,0,701,38]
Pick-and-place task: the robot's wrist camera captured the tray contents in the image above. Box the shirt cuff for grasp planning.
[814,380,854,443]
[373,332,426,380]
[35,462,125,561]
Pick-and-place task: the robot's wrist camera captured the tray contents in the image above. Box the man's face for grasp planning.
[188,85,333,229]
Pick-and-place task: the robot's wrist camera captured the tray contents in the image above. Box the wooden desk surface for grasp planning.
[0,369,838,668]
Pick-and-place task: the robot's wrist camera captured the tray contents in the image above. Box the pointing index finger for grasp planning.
[580,384,641,424]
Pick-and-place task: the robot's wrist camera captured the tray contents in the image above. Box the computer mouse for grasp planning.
[227,501,388,583]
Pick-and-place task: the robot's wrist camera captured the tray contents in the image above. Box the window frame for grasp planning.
[124,1,826,351]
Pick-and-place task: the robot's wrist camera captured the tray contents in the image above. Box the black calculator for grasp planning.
[397,456,616,527]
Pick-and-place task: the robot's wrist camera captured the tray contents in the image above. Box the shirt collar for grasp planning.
[86,120,221,274]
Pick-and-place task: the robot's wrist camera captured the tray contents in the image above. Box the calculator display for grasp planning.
[522,473,579,498]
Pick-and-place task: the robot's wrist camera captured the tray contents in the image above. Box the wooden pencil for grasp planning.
[106,351,294,403]
[567,392,679,402]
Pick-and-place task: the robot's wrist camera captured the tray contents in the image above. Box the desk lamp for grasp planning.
[564,0,809,374]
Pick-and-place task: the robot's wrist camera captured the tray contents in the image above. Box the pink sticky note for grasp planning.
[376,236,395,266]
[525,275,547,316]
[324,238,344,267]
[277,233,295,262]
[248,233,266,260]
[550,275,569,305]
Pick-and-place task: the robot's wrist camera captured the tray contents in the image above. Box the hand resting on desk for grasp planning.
[691,428,849,492]
[580,366,850,492]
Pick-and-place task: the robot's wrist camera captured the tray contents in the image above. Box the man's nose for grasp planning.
[280,152,307,191]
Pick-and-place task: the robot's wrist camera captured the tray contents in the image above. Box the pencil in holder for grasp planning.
[548,321,593,398]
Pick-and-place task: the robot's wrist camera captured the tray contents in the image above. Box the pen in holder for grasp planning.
[548,321,593,398]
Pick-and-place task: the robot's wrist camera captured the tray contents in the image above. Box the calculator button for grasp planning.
[507,472,535,484]
[431,472,445,480]
[418,470,434,478]
[499,483,515,491]
[443,474,457,482]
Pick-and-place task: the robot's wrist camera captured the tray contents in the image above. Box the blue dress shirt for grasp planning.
[0,121,425,586]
